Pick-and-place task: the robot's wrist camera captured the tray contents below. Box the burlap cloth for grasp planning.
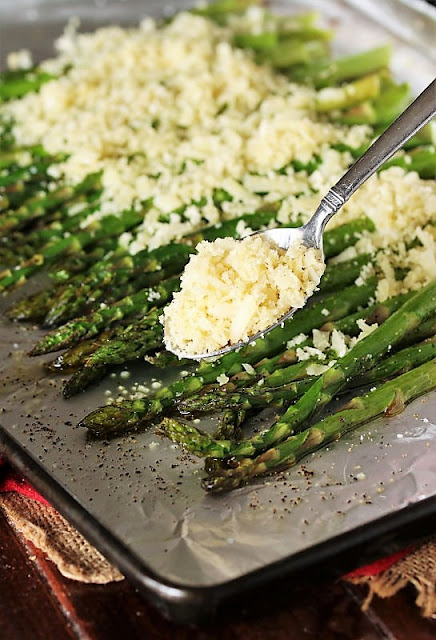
[0,493,123,583]
[0,490,435,617]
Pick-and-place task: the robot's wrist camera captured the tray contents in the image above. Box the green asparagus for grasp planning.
[202,358,436,492]
[189,280,436,459]
[0,172,101,236]
[63,310,163,397]
[30,275,180,355]
[79,279,377,437]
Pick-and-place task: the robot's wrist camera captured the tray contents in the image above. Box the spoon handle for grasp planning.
[309,77,436,235]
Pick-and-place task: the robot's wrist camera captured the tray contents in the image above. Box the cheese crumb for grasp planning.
[312,328,330,352]
[305,362,332,376]
[163,235,325,355]
[242,363,256,375]
[286,333,307,348]
[355,318,379,341]
[217,373,229,385]
[7,49,33,70]
[330,329,348,358]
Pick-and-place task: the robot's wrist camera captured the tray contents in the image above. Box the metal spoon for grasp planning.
[170,77,436,360]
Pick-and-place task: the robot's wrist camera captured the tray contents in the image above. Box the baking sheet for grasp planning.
[1,0,436,611]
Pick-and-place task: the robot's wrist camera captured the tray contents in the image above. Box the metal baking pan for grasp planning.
[1,0,436,624]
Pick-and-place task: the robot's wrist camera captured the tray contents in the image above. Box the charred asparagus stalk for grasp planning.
[202,358,436,492]
[63,310,163,397]
[30,276,180,356]
[177,280,436,459]
[79,279,377,437]
[174,337,436,419]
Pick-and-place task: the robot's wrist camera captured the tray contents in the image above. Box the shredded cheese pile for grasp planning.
[4,12,368,251]
[3,9,435,307]
[163,236,325,355]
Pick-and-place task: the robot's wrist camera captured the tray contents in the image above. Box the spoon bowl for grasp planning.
[167,224,324,361]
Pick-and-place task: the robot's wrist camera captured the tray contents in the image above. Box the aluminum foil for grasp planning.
[1,0,436,589]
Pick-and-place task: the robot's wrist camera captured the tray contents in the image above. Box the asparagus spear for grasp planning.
[315,73,382,112]
[30,275,180,356]
[405,121,436,149]
[192,0,259,19]
[335,81,411,127]
[48,300,177,374]
[292,45,391,88]
[176,337,436,417]
[234,27,332,53]
[6,288,54,323]
[318,253,372,293]
[182,291,414,404]
[0,179,49,213]
[334,101,377,126]
[45,331,117,373]
[259,39,327,69]
[177,378,312,414]
[79,279,376,437]
[319,292,413,335]
[49,237,120,283]
[213,409,246,441]
[322,217,375,258]
[382,146,436,179]
[0,153,64,188]
[233,32,279,51]
[0,172,101,236]
[0,117,15,150]
[372,81,411,126]
[356,336,436,385]
[0,148,35,171]
[202,358,436,492]
[5,239,119,322]
[397,315,436,347]
[63,311,163,397]
[179,209,281,245]
[0,68,55,101]
[192,279,436,459]
[145,350,190,368]
[43,242,193,327]
[0,197,101,267]
[0,206,143,291]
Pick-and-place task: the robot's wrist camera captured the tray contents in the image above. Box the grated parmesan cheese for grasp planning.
[216,373,229,385]
[312,328,330,352]
[2,8,434,307]
[7,49,33,71]
[2,12,372,253]
[286,333,307,348]
[242,363,256,375]
[330,329,348,358]
[305,362,332,376]
[163,235,325,355]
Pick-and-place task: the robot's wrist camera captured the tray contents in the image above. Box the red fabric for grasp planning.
[344,546,414,578]
[0,457,49,505]
[0,455,413,576]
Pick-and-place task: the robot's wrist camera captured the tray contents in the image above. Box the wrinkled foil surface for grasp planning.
[0,0,435,588]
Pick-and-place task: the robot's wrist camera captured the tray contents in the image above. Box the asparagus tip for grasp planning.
[79,404,141,437]
[201,473,244,493]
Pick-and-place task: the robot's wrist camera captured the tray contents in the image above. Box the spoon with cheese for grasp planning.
[164,78,436,360]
